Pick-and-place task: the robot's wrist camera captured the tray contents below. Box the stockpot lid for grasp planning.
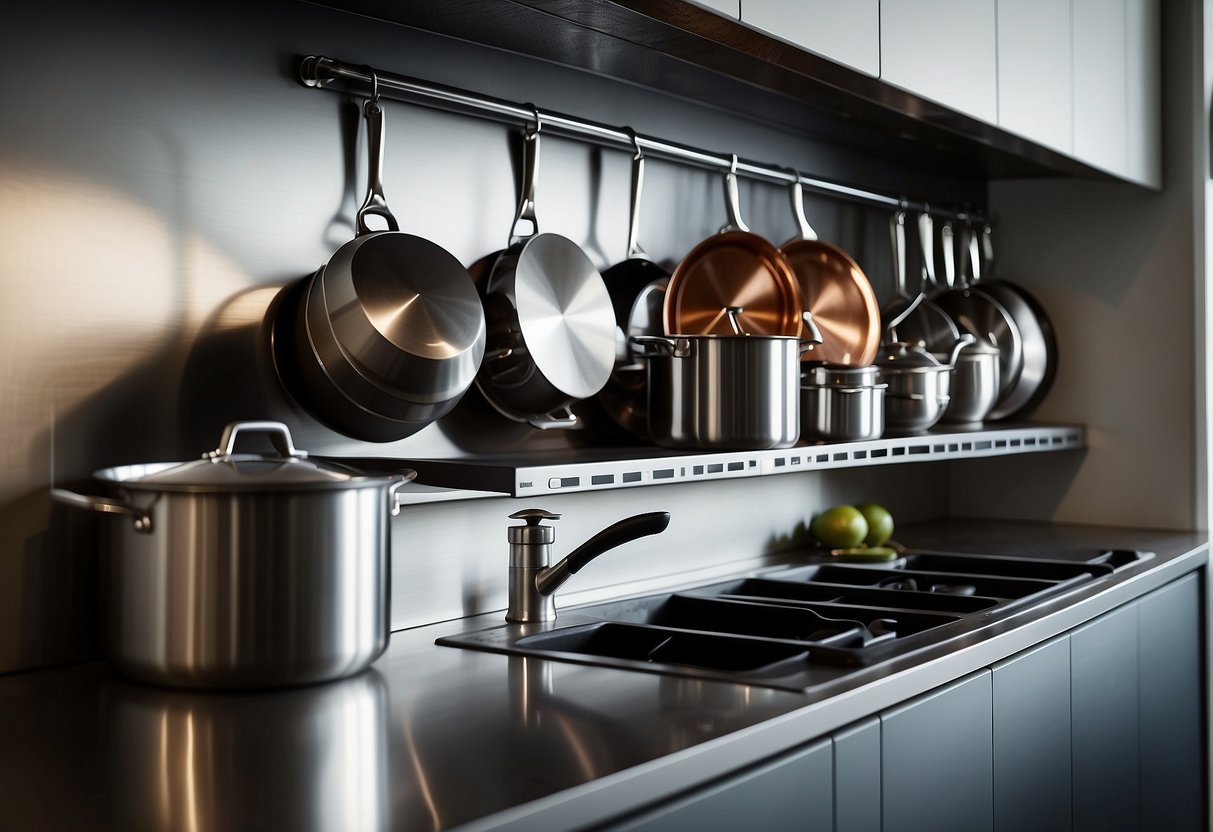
[875,340,946,370]
[803,362,880,387]
[107,422,410,493]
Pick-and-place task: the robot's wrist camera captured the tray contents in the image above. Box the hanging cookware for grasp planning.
[877,333,975,434]
[800,363,887,442]
[475,112,617,429]
[632,307,818,449]
[780,175,880,365]
[938,337,1001,424]
[664,156,802,337]
[967,225,1059,421]
[273,86,486,442]
[881,210,958,352]
[588,130,671,439]
[933,220,1024,401]
[49,421,413,689]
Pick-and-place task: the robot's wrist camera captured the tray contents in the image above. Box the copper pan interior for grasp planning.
[664,230,802,336]
[782,238,881,366]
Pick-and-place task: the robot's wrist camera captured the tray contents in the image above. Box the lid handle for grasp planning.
[509,508,562,526]
[206,421,307,461]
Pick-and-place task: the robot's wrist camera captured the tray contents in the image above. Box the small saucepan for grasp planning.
[51,421,413,689]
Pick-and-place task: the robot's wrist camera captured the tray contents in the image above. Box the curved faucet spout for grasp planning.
[535,512,671,597]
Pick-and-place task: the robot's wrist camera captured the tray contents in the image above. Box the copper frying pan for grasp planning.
[664,157,801,337]
[780,177,880,365]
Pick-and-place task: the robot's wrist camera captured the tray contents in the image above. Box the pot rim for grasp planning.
[93,461,411,494]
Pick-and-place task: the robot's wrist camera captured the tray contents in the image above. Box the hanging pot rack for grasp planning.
[298,55,984,223]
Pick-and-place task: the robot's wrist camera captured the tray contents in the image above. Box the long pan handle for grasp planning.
[356,97,401,235]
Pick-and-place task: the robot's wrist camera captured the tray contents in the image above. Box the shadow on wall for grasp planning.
[948,450,1087,522]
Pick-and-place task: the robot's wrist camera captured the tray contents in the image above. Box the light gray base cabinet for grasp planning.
[598,574,1204,832]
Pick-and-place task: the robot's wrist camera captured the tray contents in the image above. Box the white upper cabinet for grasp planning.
[690,0,740,18]
[1126,0,1162,187]
[997,0,1073,154]
[741,0,880,77]
[1072,0,1128,175]
[879,0,998,124]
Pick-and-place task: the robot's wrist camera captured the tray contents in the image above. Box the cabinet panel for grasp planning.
[996,0,1072,153]
[603,738,832,831]
[1125,0,1162,187]
[879,0,998,123]
[1070,602,1138,832]
[741,0,879,76]
[1138,572,1204,830]
[992,635,1071,832]
[1072,0,1128,174]
[882,670,993,832]
[834,717,880,832]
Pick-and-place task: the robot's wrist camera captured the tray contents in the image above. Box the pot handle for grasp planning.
[49,488,153,533]
[944,333,978,368]
[387,469,419,517]
[800,310,824,353]
[720,155,750,234]
[629,335,692,359]
[206,421,307,461]
[525,406,580,431]
[355,91,401,236]
[509,113,541,246]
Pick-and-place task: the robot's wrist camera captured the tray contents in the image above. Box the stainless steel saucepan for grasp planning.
[476,117,617,429]
[51,421,413,690]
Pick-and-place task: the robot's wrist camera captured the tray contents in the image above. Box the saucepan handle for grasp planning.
[387,470,419,517]
[800,311,824,353]
[629,335,692,359]
[50,488,153,533]
[356,94,401,235]
[526,406,580,431]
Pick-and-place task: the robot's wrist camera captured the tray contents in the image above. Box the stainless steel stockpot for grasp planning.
[877,336,973,434]
[801,364,886,441]
[631,333,807,449]
[50,422,414,690]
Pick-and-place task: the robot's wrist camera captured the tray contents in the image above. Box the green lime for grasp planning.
[856,502,894,547]
[811,505,868,549]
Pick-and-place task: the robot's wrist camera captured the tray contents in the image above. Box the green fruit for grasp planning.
[811,505,868,549]
[856,502,894,547]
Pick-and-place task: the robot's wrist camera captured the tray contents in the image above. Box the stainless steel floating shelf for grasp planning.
[373,423,1082,499]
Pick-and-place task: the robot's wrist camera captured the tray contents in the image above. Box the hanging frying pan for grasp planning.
[664,156,801,337]
[587,130,670,439]
[967,226,1058,421]
[933,221,1024,400]
[780,175,879,365]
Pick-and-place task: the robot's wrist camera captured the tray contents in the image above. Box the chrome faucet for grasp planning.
[505,508,671,623]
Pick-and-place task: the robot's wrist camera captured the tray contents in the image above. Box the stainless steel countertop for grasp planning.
[0,519,1206,832]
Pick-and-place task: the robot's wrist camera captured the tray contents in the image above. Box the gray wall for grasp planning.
[1,0,1189,674]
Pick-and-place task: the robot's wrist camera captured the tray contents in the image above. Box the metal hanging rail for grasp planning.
[299,55,982,222]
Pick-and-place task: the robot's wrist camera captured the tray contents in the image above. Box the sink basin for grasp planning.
[437,547,1153,691]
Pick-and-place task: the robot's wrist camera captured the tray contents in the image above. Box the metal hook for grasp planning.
[624,127,643,161]
[368,68,380,105]
[525,103,542,138]
[729,153,739,175]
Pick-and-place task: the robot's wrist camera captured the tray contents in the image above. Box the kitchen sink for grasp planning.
[438,548,1152,691]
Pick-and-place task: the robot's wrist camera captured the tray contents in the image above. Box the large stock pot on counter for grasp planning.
[50,421,414,690]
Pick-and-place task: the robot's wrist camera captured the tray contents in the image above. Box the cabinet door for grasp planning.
[996,0,1073,153]
[1070,602,1139,832]
[992,635,1071,832]
[741,0,879,76]
[1138,572,1204,830]
[1072,0,1128,174]
[833,717,880,832]
[1125,0,1162,187]
[879,0,998,123]
[603,738,832,831]
[882,670,993,832]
